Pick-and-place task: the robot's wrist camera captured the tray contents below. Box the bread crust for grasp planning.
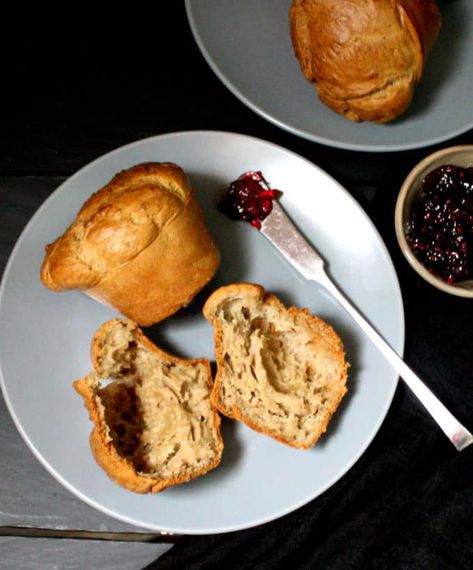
[289,0,441,123]
[41,163,220,326]
[74,318,224,494]
[203,283,349,449]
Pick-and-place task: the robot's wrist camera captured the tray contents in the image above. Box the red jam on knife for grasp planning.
[218,171,282,229]
[405,164,473,284]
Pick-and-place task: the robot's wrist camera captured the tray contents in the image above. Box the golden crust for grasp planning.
[203,283,349,449]
[74,318,224,494]
[289,0,441,123]
[41,163,220,326]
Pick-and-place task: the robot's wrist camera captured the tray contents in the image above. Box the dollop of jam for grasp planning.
[218,171,282,229]
[405,164,473,284]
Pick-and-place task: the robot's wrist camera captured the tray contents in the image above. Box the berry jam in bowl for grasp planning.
[395,146,473,298]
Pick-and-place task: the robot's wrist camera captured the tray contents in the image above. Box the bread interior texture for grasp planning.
[95,322,218,480]
[214,295,347,447]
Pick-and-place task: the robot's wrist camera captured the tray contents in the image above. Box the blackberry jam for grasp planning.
[218,171,282,229]
[405,164,473,284]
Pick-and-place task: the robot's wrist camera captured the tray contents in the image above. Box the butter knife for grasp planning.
[260,200,473,451]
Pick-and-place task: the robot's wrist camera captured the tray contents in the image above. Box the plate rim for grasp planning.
[184,0,473,153]
[0,130,405,534]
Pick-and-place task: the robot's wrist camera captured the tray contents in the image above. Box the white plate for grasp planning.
[185,0,473,152]
[0,131,404,534]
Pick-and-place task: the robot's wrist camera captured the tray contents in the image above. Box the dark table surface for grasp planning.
[1,3,472,569]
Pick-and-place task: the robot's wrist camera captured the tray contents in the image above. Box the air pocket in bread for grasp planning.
[74,318,224,493]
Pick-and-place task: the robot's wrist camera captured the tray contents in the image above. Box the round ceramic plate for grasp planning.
[0,131,404,534]
[185,0,473,152]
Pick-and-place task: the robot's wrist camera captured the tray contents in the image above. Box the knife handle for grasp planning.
[317,271,473,451]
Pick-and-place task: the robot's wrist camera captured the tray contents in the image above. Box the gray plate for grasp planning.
[0,132,404,534]
[186,1,473,152]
